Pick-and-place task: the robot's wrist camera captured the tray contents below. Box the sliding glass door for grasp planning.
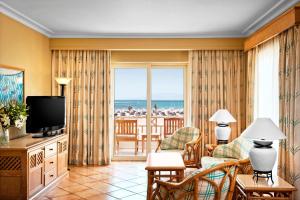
[112,64,186,160]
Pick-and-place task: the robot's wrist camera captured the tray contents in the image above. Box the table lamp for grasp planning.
[209,109,236,144]
[242,118,286,183]
[55,77,71,96]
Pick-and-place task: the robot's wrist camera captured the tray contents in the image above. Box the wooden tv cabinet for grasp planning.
[0,133,68,200]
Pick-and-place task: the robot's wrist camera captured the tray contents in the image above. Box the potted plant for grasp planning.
[0,101,27,144]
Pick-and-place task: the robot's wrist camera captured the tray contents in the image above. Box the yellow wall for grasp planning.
[0,13,51,97]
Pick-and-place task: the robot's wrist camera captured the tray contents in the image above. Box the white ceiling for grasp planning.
[0,0,299,38]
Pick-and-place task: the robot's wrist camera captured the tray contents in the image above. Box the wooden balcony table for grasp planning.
[145,152,186,200]
[235,174,296,200]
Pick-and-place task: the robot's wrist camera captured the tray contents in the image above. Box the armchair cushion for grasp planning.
[212,136,253,160]
[160,127,199,150]
[201,157,237,169]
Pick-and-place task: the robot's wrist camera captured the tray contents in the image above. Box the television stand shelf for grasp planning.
[0,133,68,200]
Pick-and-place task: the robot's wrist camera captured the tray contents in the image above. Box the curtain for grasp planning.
[190,50,246,156]
[278,25,300,199]
[253,37,280,174]
[254,38,279,123]
[245,48,256,126]
[51,50,111,165]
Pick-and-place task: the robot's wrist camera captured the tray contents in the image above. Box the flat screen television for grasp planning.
[26,96,66,137]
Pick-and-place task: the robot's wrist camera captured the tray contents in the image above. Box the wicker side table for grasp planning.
[235,174,296,200]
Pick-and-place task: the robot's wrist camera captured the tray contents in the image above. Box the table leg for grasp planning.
[147,170,154,200]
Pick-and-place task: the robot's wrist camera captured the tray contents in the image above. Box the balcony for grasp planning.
[114,110,184,156]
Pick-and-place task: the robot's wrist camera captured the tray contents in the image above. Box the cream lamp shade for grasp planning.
[209,109,236,124]
[242,118,286,141]
[55,77,71,85]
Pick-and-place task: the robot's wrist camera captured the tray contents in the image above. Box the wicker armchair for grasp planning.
[201,136,253,173]
[156,127,201,168]
[151,161,240,200]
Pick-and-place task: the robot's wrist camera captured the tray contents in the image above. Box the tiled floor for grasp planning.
[37,162,148,200]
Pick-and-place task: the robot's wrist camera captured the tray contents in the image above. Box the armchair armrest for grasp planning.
[205,144,218,156]
[183,136,202,168]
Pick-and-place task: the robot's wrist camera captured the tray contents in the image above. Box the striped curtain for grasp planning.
[190,50,246,156]
[245,48,256,126]
[278,26,300,199]
[51,50,111,165]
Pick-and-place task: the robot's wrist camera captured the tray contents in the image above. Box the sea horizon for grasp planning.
[114,99,184,110]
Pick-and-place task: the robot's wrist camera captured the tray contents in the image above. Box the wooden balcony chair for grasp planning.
[156,127,201,168]
[163,118,184,138]
[115,119,138,154]
[151,161,240,200]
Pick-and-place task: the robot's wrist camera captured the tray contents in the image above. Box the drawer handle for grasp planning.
[50,174,54,177]
[50,161,54,164]
[49,148,53,151]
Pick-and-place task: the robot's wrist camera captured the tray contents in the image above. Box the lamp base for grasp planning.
[215,125,231,141]
[217,140,228,145]
[253,170,274,184]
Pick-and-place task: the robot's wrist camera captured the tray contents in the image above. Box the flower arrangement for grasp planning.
[0,101,28,131]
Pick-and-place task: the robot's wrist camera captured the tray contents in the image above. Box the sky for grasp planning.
[114,68,183,100]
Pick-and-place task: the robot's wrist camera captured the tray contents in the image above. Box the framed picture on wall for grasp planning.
[0,65,25,105]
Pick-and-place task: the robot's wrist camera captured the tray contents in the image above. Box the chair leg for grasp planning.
[135,141,137,155]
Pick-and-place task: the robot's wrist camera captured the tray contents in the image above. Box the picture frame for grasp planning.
[0,64,25,105]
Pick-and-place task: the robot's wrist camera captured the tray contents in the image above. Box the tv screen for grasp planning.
[26,96,66,134]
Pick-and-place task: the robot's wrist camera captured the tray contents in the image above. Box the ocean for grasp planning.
[114,100,184,110]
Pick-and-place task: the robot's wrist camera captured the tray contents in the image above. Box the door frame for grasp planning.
[111,62,190,161]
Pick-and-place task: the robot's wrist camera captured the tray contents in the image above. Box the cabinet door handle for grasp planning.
[50,161,54,164]
[50,174,54,177]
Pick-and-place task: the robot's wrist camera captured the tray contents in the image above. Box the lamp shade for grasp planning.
[55,77,71,85]
[209,109,236,124]
[243,118,286,141]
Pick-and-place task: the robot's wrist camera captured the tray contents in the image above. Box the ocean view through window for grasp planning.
[113,67,184,157]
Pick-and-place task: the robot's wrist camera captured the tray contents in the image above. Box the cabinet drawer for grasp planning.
[44,168,57,186]
[45,142,57,158]
[45,155,57,172]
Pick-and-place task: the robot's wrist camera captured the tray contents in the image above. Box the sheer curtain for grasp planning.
[254,37,280,173]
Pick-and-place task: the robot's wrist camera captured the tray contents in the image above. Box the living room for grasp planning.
[0,0,299,199]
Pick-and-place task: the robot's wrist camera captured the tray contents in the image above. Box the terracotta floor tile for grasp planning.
[63,185,90,193]
[108,189,135,199]
[57,179,81,188]
[83,181,120,193]
[87,194,118,200]
[74,189,103,198]
[102,177,126,184]
[51,194,82,200]
[46,188,70,198]
[114,181,138,189]
[38,162,147,200]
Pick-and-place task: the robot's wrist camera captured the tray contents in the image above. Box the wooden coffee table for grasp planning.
[235,174,296,200]
[145,152,186,200]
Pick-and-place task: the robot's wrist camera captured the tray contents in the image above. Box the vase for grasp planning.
[0,128,9,145]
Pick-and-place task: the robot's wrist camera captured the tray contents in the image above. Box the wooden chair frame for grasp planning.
[156,132,202,168]
[163,118,184,138]
[151,161,240,200]
[115,119,138,154]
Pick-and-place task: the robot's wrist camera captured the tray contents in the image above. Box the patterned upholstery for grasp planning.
[154,162,237,200]
[201,136,253,169]
[160,127,200,150]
